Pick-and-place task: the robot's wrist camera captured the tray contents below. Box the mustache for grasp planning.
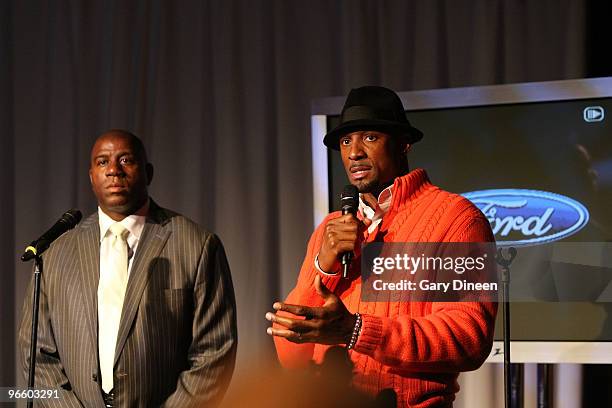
[349,162,372,171]
[106,180,127,187]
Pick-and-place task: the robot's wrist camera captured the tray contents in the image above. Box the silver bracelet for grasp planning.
[346,312,362,350]
[314,253,340,276]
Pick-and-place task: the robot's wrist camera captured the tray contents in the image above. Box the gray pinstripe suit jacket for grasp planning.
[18,202,237,407]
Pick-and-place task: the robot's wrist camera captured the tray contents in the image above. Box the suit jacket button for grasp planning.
[92,373,98,382]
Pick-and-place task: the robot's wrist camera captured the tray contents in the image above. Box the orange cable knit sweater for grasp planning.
[273,169,497,408]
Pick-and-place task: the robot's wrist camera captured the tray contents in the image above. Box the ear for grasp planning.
[146,163,154,185]
[88,168,93,185]
[394,140,411,156]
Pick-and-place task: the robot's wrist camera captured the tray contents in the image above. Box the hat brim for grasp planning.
[323,119,423,150]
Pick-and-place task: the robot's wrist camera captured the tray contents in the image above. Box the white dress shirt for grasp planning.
[358,184,393,234]
[98,202,148,277]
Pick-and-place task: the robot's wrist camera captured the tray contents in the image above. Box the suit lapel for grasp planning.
[114,205,171,364]
[75,213,101,356]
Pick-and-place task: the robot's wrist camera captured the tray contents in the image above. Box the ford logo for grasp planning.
[462,189,590,246]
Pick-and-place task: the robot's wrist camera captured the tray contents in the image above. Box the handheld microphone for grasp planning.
[340,185,359,278]
[21,209,82,261]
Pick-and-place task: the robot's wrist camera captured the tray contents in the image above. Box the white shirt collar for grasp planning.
[358,185,393,234]
[98,200,149,243]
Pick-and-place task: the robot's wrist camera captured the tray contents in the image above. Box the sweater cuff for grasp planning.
[353,314,384,356]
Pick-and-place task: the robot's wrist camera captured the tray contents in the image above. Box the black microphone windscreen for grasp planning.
[62,209,82,227]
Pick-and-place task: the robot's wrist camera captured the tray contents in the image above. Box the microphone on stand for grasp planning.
[340,185,359,278]
[21,209,82,261]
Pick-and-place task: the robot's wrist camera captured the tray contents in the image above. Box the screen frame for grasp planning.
[310,76,612,363]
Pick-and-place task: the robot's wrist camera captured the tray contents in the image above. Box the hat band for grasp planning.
[342,105,404,123]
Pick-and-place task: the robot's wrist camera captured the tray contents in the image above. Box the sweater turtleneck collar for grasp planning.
[388,168,433,214]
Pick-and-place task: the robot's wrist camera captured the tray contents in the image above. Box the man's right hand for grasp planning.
[317,214,365,273]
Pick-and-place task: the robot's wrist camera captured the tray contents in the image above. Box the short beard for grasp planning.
[352,178,393,198]
[353,179,378,194]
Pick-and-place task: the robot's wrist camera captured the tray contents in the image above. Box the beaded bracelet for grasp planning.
[346,312,362,350]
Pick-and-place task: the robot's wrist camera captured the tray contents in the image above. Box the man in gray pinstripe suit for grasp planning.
[18,130,237,407]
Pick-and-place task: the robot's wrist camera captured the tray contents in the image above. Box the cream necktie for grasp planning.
[98,223,129,392]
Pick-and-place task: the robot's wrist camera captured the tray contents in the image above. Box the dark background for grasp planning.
[2,0,611,405]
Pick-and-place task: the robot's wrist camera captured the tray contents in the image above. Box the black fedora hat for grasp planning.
[323,86,423,150]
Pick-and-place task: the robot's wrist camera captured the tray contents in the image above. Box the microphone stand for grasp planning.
[496,247,518,408]
[537,363,553,408]
[26,255,43,408]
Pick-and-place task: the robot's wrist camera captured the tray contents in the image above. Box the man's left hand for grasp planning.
[266,275,357,345]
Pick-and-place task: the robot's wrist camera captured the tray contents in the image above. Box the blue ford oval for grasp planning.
[462,189,590,246]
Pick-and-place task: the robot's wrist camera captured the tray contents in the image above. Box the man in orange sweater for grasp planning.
[266,86,497,407]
